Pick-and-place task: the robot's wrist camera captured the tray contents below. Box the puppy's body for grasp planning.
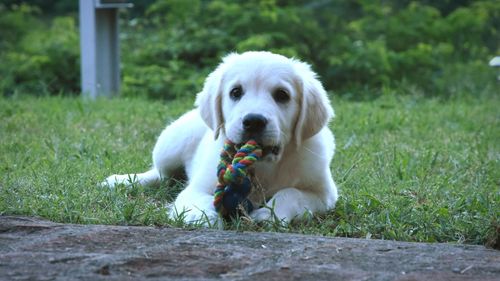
[104,51,338,225]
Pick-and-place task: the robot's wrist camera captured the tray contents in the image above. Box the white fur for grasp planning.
[103,51,338,226]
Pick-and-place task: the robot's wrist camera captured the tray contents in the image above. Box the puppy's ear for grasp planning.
[196,53,240,139]
[195,64,225,139]
[294,62,334,145]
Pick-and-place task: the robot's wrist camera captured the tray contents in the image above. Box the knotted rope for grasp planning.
[213,139,262,219]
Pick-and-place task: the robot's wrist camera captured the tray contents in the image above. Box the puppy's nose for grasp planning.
[242,114,268,133]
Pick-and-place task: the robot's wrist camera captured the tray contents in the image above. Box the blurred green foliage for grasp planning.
[0,4,79,95]
[0,0,498,98]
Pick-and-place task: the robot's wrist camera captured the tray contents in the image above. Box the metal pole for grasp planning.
[95,8,120,97]
[79,0,98,99]
[79,0,129,99]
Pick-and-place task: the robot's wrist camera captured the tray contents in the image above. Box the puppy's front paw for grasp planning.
[250,207,273,222]
[169,205,220,228]
[250,206,290,225]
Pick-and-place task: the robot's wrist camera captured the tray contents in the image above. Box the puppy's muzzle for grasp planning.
[242,113,280,157]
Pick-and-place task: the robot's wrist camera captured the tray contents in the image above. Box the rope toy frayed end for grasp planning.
[213,139,262,219]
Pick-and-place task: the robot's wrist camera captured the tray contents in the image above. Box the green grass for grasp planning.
[0,92,498,246]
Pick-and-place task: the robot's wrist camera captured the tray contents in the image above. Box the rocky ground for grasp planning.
[0,216,499,280]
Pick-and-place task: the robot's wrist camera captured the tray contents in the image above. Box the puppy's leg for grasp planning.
[251,176,338,223]
[250,188,329,223]
[169,134,222,226]
[103,169,160,188]
[171,186,219,226]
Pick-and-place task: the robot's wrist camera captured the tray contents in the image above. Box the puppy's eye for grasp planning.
[273,88,290,103]
[229,86,243,100]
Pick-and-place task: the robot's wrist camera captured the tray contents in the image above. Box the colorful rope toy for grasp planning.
[213,139,262,219]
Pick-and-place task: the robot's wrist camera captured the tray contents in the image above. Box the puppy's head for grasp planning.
[196,51,333,161]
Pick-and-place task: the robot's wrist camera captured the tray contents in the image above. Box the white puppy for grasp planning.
[103,51,338,225]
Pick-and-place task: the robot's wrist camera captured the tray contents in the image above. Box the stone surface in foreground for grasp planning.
[0,216,499,280]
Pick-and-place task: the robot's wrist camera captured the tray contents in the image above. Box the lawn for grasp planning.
[0,92,498,247]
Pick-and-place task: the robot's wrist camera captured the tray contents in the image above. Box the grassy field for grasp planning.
[0,92,498,247]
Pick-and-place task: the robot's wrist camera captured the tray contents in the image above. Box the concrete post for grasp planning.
[79,0,132,99]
